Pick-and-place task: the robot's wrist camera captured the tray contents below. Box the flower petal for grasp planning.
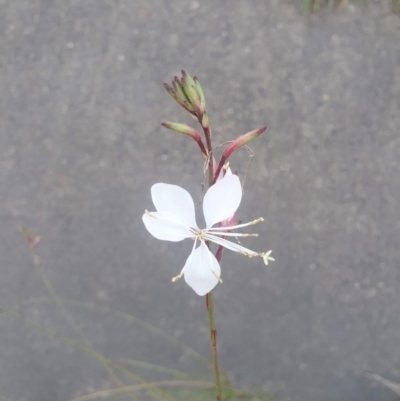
[203,174,242,228]
[183,241,221,296]
[151,183,198,229]
[142,211,194,242]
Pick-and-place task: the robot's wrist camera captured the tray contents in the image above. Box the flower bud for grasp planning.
[221,126,267,160]
[193,76,206,111]
[172,77,194,113]
[162,121,207,157]
[164,71,207,122]
[181,71,202,117]
[213,126,267,183]
[162,121,200,138]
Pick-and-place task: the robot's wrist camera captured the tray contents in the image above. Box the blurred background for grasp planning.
[1,0,400,400]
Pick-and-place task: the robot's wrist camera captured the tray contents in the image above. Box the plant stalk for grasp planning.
[203,125,215,187]
[203,120,222,401]
[206,291,222,401]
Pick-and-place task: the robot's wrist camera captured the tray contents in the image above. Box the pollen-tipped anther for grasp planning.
[145,210,157,219]
[172,272,184,282]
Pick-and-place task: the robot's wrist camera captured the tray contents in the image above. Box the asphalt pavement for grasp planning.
[1,1,400,400]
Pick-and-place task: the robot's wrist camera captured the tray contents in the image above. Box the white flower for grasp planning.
[142,174,273,296]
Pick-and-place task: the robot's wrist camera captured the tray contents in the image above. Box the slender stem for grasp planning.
[210,244,225,400]
[206,291,222,401]
[203,125,212,156]
[203,125,214,187]
[202,120,222,401]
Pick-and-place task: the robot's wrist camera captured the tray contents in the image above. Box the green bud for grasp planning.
[162,121,207,156]
[164,83,179,103]
[161,121,199,137]
[193,76,206,110]
[181,71,202,116]
[172,77,194,113]
[164,71,207,120]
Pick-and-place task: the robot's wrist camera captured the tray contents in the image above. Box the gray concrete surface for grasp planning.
[1,0,400,400]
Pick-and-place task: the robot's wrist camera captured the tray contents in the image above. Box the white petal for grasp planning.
[151,183,198,229]
[183,241,221,296]
[205,233,260,257]
[142,211,194,242]
[203,175,242,228]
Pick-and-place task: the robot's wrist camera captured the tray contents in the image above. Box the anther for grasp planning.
[211,270,223,283]
[145,210,157,219]
[239,250,264,258]
[250,217,264,225]
[171,272,184,282]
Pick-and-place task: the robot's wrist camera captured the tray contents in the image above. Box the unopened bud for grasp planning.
[181,71,202,117]
[164,71,207,121]
[162,121,207,157]
[162,122,200,139]
[164,83,179,103]
[221,126,267,160]
[172,77,194,113]
[193,76,206,110]
[213,126,267,184]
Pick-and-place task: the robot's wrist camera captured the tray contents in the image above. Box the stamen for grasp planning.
[205,233,264,259]
[211,270,223,283]
[207,217,264,232]
[145,210,157,219]
[171,272,184,282]
[209,231,259,237]
[238,251,264,258]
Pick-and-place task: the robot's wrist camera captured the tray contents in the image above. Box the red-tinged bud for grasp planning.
[162,121,200,138]
[222,126,267,161]
[162,121,207,157]
[213,126,267,184]
[164,83,179,102]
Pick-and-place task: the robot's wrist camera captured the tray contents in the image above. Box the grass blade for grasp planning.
[27,297,231,385]
[0,307,178,401]
[67,380,215,401]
